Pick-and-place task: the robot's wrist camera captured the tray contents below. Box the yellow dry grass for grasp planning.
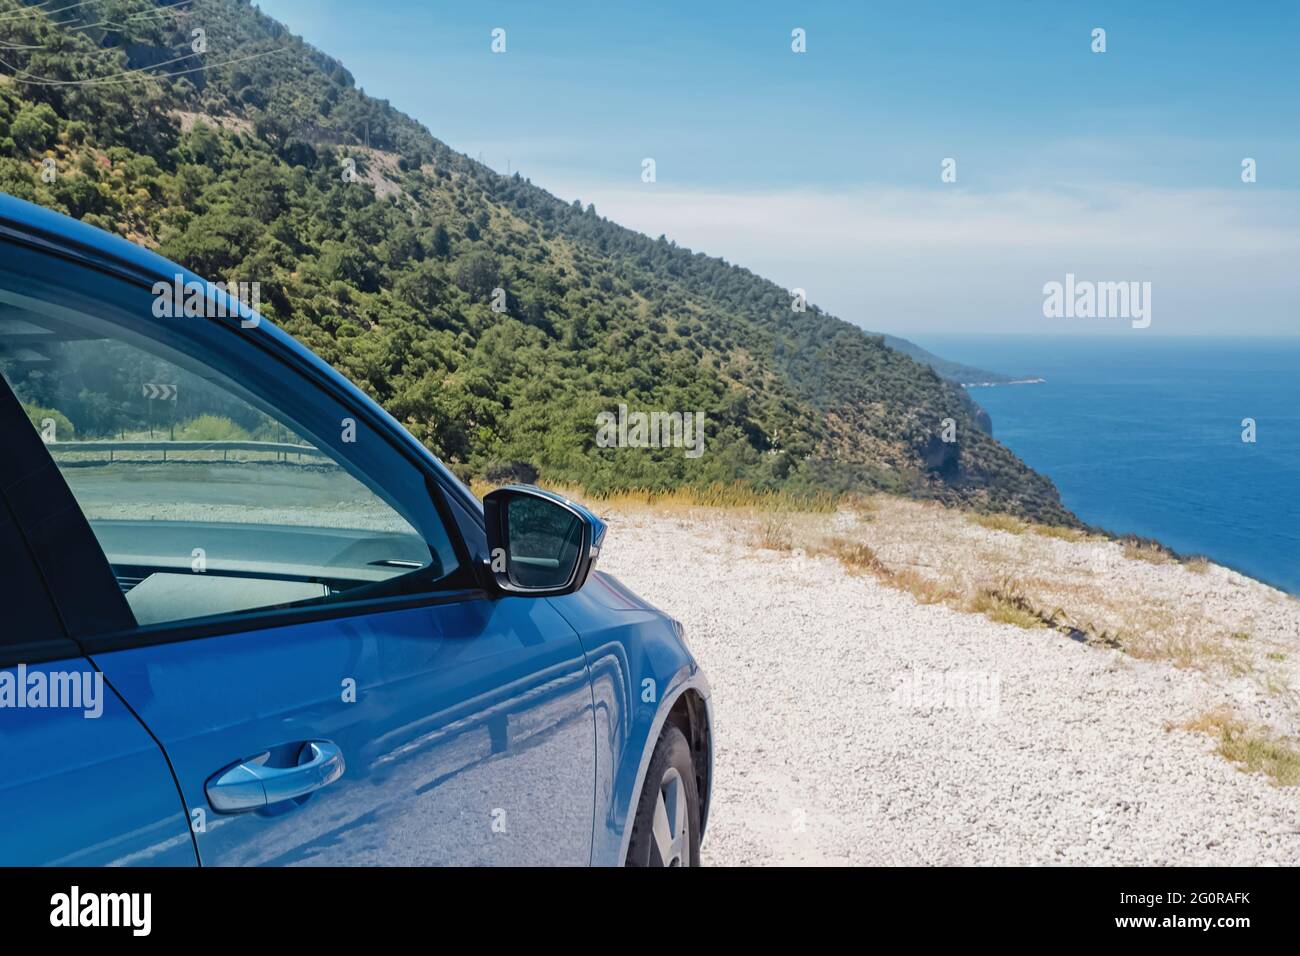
[1176,709,1300,787]
[470,479,837,516]
[1123,540,1174,564]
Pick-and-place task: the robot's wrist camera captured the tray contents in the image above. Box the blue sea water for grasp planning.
[914,335,1300,595]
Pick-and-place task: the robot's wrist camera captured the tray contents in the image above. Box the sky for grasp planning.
[255,0,1300,337]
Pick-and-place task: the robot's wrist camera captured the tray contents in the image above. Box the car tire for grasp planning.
[626,724,701,867]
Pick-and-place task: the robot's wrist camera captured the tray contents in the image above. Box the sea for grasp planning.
[914,335,1300,595]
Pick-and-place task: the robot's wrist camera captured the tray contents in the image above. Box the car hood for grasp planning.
[583,570,661,613]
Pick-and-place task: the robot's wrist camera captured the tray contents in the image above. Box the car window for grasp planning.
[0,257,459,630]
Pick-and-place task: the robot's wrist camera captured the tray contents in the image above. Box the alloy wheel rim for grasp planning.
[651,766,689,866]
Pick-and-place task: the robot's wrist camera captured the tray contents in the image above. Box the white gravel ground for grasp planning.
[598,511,1300,866]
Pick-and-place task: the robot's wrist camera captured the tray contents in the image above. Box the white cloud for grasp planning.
[535,180,1300,335]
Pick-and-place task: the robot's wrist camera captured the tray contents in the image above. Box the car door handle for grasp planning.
[206,741,346,813]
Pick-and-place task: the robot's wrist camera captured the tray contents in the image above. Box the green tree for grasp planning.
[10,103,58,152]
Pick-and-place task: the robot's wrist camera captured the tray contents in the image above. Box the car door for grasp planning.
[93,588,596,866]
[0,372,196,867]
[0,209,596,865]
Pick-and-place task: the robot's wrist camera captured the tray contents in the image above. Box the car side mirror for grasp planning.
[482,485,606,597]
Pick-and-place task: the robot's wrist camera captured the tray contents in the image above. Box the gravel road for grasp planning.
[598,511,1299,866]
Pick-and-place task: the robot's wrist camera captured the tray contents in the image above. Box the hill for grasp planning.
[0,0,1075,524]
[879,335,1033,387]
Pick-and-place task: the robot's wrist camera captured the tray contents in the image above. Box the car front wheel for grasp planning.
[626,724,701,866]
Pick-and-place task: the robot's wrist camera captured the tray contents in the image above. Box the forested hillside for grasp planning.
[0,0,1075,524]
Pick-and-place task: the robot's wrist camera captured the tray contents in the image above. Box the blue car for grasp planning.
[0,193,712,867]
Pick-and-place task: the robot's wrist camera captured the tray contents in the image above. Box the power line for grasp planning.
[0,0,52,23]
[1,43,288,86]
[0,15,74,45]
[0,3,188,52]
[68,1,190,33]
[0,45,197,82]
[128,0,189,20]
[67,13,189,36]
[0,0,107,24]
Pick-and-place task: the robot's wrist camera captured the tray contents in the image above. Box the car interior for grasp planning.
[0,283,453,629]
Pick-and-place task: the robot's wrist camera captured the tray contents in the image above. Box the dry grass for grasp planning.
[969,511,1089,543]
[814,510,1123,637]
[888,568,958,605]
[755,513,794,551]
[816,499,1286,687]
[1177,709,1300,787]
[966,582,1129,644]
[970,513,1029,535]
[1122,537,1175,565]
[1122,626,1245,671]
[968,587,1045,629]
[470,479,838,515]
[811,538,959,605]
[1033,523,1090,542]
[818,537,889,576]
[471,478,838,555]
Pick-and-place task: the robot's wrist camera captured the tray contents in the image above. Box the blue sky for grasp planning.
[256,0,1300,336]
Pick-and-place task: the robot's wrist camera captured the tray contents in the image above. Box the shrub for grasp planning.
[10,103,58,152]
[23,403,75,441]
[174,414,250,441]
